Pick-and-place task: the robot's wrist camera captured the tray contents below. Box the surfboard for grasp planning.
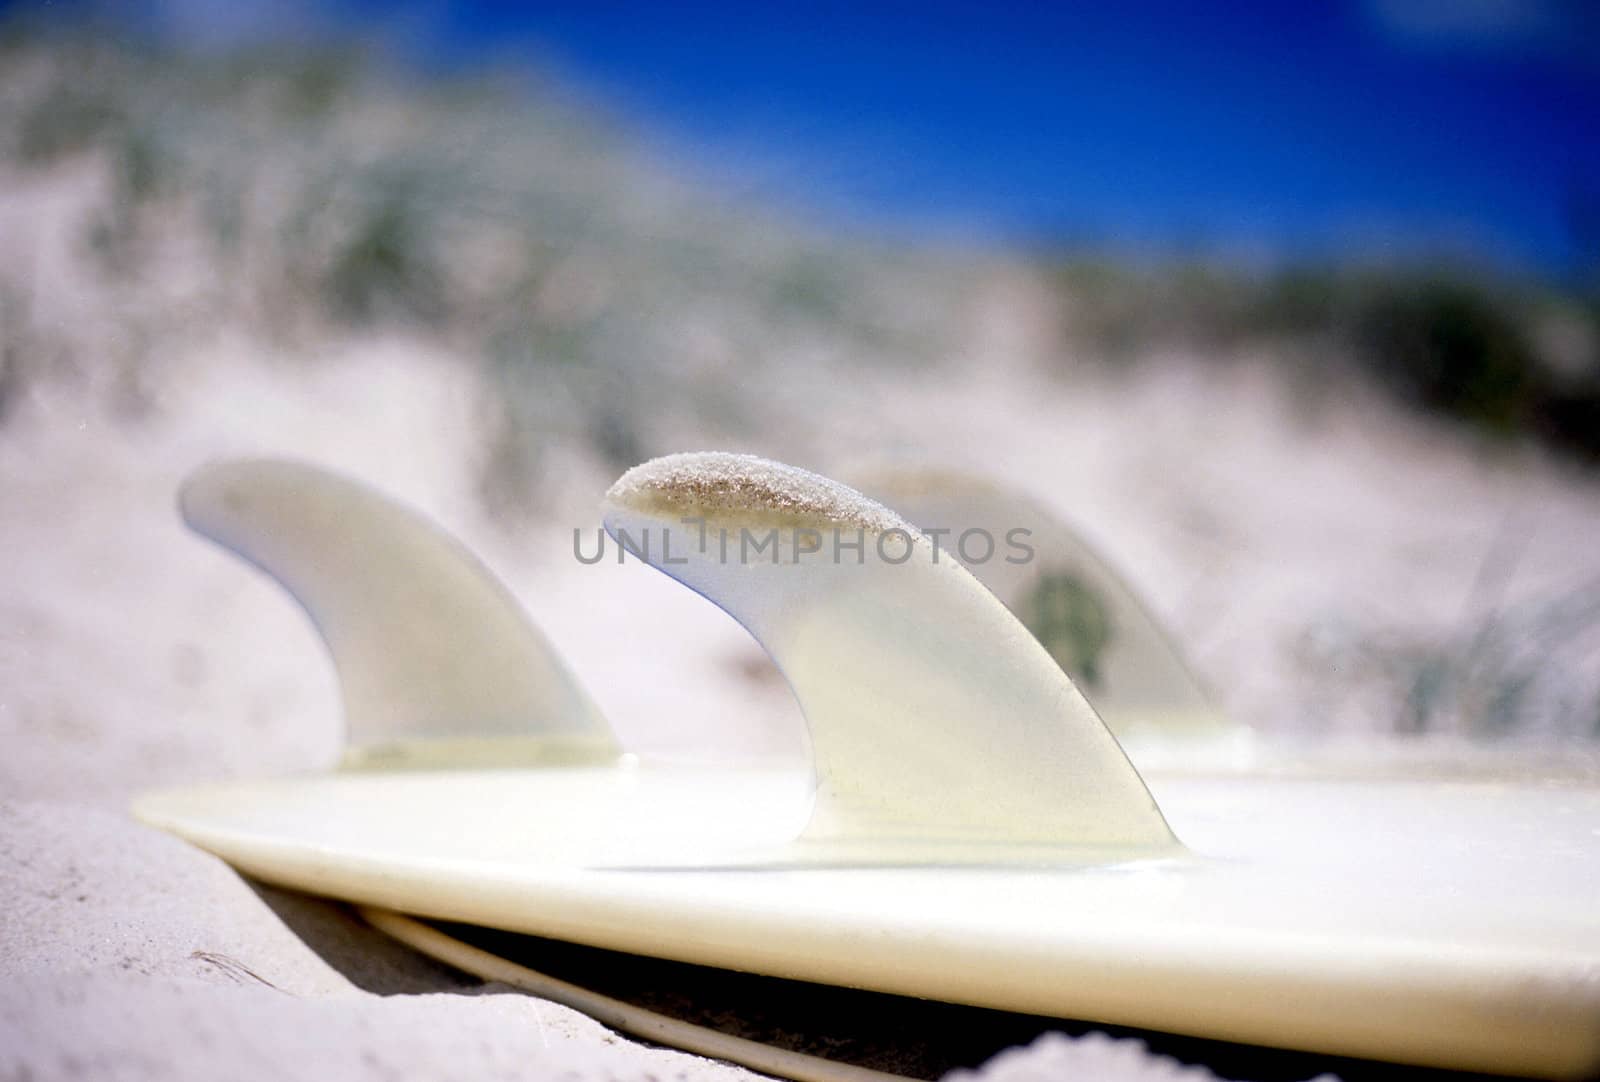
[134,455,1600,1079]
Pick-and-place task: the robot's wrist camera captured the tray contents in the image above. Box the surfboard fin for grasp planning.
[853,467,1247,766]
[181,459,618,770]
[603,452,1178,859]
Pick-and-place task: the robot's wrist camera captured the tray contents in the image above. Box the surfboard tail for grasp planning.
[180,452,1181,859]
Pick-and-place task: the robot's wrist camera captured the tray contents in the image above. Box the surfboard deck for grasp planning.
[134,763,1600,1079]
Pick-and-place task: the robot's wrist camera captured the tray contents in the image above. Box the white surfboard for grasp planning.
[135,455,1600,1079]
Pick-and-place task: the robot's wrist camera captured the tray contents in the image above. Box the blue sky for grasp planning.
[28,0,1600,275]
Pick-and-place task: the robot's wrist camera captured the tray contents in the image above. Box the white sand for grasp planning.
[0,803,771,1082]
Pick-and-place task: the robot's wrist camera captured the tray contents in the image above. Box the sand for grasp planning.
[0,802,777,1082]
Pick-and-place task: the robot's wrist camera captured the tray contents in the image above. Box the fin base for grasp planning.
[339,735,622,772]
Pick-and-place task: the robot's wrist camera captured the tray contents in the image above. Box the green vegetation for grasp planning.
[1018,573,1115,692]
[0,25,980,511]
[1302,575,1600,740]
[1050,260,1600,464]
[6,21,1594,481]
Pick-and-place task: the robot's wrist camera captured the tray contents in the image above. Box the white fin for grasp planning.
[181,459,617,769]
[854,468,1244,762]
[604,452,1176,858]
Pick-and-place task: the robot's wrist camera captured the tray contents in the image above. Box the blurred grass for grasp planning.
[0,22,980,512]
[1049,260,1600,463]
[6,20,1596,482]
[1299,574,1600,740]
